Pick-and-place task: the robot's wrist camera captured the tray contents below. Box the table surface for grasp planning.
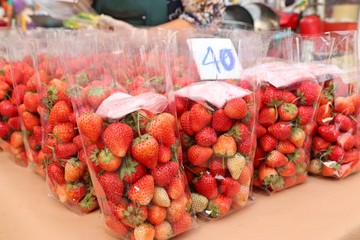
[1,152,360,240]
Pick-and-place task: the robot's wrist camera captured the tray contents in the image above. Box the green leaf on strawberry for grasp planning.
[120,156,138,180]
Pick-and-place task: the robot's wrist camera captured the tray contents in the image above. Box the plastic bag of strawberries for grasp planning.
[30,31,100,214]
[171,29,268,220]
[65,30,197,239]
[251,34,337,192]
[0,37,29,166]
[308,31,360,179]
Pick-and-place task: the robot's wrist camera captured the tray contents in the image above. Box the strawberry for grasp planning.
[120,157,147,184]
[342,149,359,164]
[189,103,212,133]
[193,172,218,200]
[278,103,298,121]
[121,202,148,228]
[277,140,295,154]
[55,142,78,159]
[289,128,305,148]
[23,92,39,113]
[47,162,65,185]
[277,161,296,177]
[297,106,315,126]
[49,101,72,125]
[52,122,76,143]
[259,134,277,152]
[208,157,226,178]
[282,91,298,104]
[211,109,233,132]
[155,221,173,240]
[315,103,332,126]
[148,205,167,226]
[308,159,322,175]
[86,85,110,108]
[187,145,213,166]
[175,96,187,116]
[224,97,248,120]
[233,184,249,209]
[237,136,254,155]
[103,122,134,158]
[105,215,129,236]
[166,177,185,200]
[98,172,124,204]
[195,127,217,147]
[333,113,353,132]
[227,123,251,142]
[0,100,18,117]
[151,162,179,187]
[7,116,21,131]
[65,182,87,203]
[0,122,10,139]
[328,145,345,162]
[318,125,340,143]
[146,113,176,146]
[258,163,282,189]
[191,193,208,213]
[131,134,159,170]
[180,111,195,136]
[22,111,40,131]
[266,150,288,168]
[256,124,267,138]
[79,189,98,213]
[9,131,24,149]
[334,96,355,115]
[98,147,122,172]
[238,165,252,186]
[312,136,331,152]
[11,84,27,105]
[227,153,246,180]
[158,145,171,163]
[77,112,103,142]
[208,194,233,218]
[321,164,337,177]
[167,195,188,223]
[296,80,321,106]
[128,175,155,205]
[258,107,277,127]
[64,158,85,183]
[254,147,265,168]
[220,177,241,197]
[267,122,292,140]
[337,133,355,151]
[212,135,236,157]
[261,86,283,107]
[152,187,171,207]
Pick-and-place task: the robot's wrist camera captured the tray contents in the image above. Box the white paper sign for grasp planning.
[187,38,242,80]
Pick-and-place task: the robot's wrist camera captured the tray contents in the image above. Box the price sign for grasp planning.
[187,38,242,80]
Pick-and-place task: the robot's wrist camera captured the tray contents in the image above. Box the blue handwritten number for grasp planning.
[220,48,235,71]
[202,46,221,73]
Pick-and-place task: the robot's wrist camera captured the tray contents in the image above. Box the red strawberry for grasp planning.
[49,101,72,124]
[277,161,296,177]
[65,182,87,203]
[22,111,40,131]
[0,122,10,138]
[148,205,167,226]
[79,189,98,213]
[208,194,233,218]
[128,175,155,205]
[7,116,21,131]
[47,162,65,185]
[77,112,103,142]
[98,147,122,172]
[187,145,213,166]
[289,149,307,164]
[297,106,315,126]
[105,216,129,236]
[315,103,332,126]
[337,133,355,151]
[103,122,133,158]
[98,172,124,204]
[296,80,321,106]
[238,165,252,186]
[266,150,288,168]
[158,145,171,163]
[282,91,298,104]
[333,113,353,132]
[289,128,306,148]
[312,136,330,152]
[171,211,192,235]
[258,163,282,189]
[86,85,110,108]
[212,135,237,157]
[195,127,217,147]
[121,202,148,228]
[237,136,255,155]
[278,103,298,121]
[328,145,345,162]
[151,162,179,187]
[227,123,251,142]
[155,221,173,240]
[146,113,177,146]
[267,122,292,140]
[120,157,147,183]
[64,158,85,183]
[175,96,187,116]
[259,134,278,152]
[189,103,212,133]
[167,194,188,223]
[193,172,218,200]
[254,147,265,168]
[55,142,78,159]
[52,122,76,143]
[134,224,155,240]
[318,125,340,142]
[334,96,355,115]
[211,109,233,132]
[258,107,277,127]
[180,111,195,136]
[11,84,27,105]
[166,176,185,200]
[23,92,39,113]
[342,149,359,164]
[277,140,295,154]
[219,177,241,197]
[208,157,226,178]
[131,134,159,170]
[262,86,283,107]
[256,124,267,138]
[224,97,248,120]
[0,100,18,117]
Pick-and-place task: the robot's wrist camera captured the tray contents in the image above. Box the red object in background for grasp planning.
[279,12,299,31]
[300,14,321,35]
[0,21,7,27]
[323,22,357,32]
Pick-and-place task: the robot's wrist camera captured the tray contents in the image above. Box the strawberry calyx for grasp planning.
[295,164,306,175]
[132,134,151,146]
[75,72,90,86]
[79,187,97,212]
[43,85,59,110]
[226,125,242,142]
[67,157,83,167]
[182,134,196,148]
[87,85,106,97]
[90,148,100,165]
[269,176,284,190]
[170,142,180,163]
[120,156,138,180]
[207,201,220,218]
[122,204,146,227]
[66,181,84,191]
[99,147,115,164]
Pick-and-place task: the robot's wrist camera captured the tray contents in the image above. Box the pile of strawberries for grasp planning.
[309,77,360,178]
[253,80,322,192]
[177,80,255,219]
